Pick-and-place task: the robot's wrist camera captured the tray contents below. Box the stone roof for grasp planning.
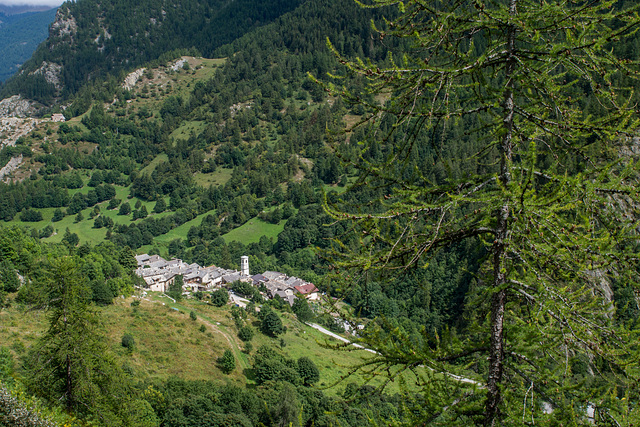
[262,271,285,281]
[274,290,295,306]
[251,273,268,283]
[222,273,244,283]
[285,276,306,287]
[135,254,151,266]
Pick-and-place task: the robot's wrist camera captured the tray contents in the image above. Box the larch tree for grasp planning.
[25,257,155,426]
[324,0,640,425]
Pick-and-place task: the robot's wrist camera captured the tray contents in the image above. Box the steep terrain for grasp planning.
[0,6,57,82]
[0,0,306,108]
[2,0,638,425]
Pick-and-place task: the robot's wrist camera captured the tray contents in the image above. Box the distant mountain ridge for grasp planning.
[0,0,306,107]
[0,4,53,16]
[0,6,57,82]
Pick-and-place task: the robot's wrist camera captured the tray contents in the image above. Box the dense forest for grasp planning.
[0,7,57,82]
[1,0,640,425]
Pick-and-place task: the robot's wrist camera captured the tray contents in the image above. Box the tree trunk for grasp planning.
[484,0,517,425]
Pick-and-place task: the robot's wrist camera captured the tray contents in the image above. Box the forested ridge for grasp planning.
[0,0,306,102]
[0,7,57,82]
[1,0,640,425]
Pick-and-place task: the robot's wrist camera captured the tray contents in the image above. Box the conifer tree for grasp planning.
[24,257,149,425]
[326,0,640,424]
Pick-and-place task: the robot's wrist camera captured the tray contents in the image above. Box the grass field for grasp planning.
[1,183,172,244]
[194,168,234,187]
[150,210,214,245]
[139,154,168,175]
[170,121,207,141]
[222,217,286,245]
[0,292,430,395]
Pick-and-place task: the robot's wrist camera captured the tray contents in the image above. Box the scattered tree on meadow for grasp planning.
[292,297,313,323]
[217,349,236,374]
[237,325,254,342]
[296,357,319,386]
[260,306,286,337]
[210,288,229,307]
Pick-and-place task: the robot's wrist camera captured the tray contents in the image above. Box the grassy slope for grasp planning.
[222,217,286,245]
[0,293,430,395]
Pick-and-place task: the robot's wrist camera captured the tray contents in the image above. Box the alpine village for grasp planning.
[1,0,640,426]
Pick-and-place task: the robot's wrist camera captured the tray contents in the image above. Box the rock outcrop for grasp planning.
[0,96,37,118]
[122,68,146,91]
[31,61,63,90]
[49,7,77,40]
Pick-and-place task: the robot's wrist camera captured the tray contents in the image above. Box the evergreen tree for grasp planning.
[260,306,286,337]
[217,349,236,374]
[118,202,131,216]
[52,208,64,222]
[153,198,166,213]
[326,0,640,425]
[168,275,183,301]
[237,325,254,342]
[0,259,19,293]
[24,257,143,424]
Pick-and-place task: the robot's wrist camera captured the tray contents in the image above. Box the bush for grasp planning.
[217,349,235,374]
[121,333,135,350]
[190,310,197,321]
[237,326,254,342]
[211,289,229,307]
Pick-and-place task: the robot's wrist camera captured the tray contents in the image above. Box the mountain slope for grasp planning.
[0,0,305,105]
[0,7,57,82]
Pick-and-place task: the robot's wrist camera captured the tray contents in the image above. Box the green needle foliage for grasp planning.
[324,0,640,425]
[24,257,152,425]
[217,349,236,374]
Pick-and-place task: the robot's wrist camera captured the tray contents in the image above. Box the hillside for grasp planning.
[0,7,57,82]
[0,0,306,107]
[0,0,392,279]
[0,291,391,392]
[1,0,640,425]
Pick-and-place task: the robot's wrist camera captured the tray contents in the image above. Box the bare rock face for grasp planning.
[49,7,77,40]
[0,96,37,118]
[123,68,146,91]
[30,62,63,90]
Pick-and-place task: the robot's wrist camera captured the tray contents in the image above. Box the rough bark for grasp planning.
[484,0,518,424]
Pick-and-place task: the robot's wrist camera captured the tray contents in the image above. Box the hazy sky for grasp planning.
[1,0,63,6]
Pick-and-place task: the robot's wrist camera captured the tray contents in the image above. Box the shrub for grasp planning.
[121,333,135,350]
[211,289,229,307]
[237,326,254,342]
[217,349,235,374]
